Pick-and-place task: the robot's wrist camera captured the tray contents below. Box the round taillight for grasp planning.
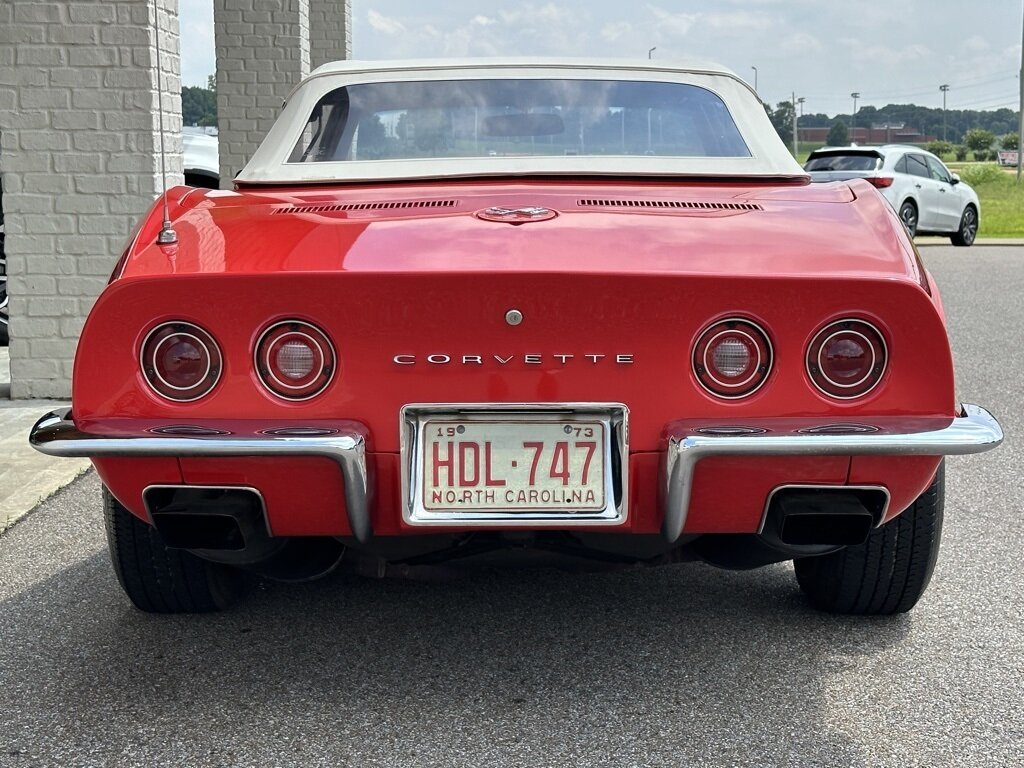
[255,320,335,400]
[807,319,887,399]
[141,322,222,402]
[693,318,773,399]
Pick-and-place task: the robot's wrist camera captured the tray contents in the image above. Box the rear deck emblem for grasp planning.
[477,206,557,223]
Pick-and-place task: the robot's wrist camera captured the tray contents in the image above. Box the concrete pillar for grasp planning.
[0,0,183,399]
[214,0,311,186]
[309,0,351,70]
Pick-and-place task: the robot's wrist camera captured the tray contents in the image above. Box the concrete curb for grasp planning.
[916,238,1024,247]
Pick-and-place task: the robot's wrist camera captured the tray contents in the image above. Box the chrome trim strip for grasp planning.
[29,409,371,543]
[400,402,629,527]
[142,484,271,537]
[756,484,891,535]
[662,403,1002,543]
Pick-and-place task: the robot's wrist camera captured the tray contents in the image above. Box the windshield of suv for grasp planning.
[804,153,881,172]
[288,79,751,163]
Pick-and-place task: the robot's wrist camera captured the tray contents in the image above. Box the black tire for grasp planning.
[898,200,918,238]
[794,463,944,615]
[103,487,249,613]
[950,205,978,247]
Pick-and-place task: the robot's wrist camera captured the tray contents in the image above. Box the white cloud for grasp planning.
[367,10,406,35]
[647,5,699,38]
[780,32,823,55]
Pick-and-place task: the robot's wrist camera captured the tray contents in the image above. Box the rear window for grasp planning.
[804,153,881,172]
[288,79,751,163]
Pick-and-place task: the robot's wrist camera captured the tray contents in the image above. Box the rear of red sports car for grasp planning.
[30,61,1001,614]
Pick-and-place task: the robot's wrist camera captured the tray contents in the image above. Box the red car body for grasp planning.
[32,60,1001,614]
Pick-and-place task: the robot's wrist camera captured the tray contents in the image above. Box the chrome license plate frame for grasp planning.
[400,403,628,526]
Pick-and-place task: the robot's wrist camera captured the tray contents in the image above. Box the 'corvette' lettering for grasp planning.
[394,354,634,366]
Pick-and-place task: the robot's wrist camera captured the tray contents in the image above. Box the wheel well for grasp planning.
[900,198,918,212]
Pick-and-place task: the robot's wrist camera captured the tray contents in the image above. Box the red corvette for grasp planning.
[32,60,1002,614]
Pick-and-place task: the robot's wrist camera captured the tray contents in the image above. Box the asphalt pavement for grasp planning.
[0,245,1020,767]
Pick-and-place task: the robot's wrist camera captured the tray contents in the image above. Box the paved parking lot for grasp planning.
[0,245,1020,767]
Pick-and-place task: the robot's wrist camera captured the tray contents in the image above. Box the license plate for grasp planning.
[422,419,606,512]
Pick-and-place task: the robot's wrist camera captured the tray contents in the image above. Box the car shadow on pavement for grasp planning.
[0,480,912,766]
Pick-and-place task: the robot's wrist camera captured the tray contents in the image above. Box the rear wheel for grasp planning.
[793,463,944,615]
[950,205,978,247]
[103,487,249,613]
[898,200,918,237]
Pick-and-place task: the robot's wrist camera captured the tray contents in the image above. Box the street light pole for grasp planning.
[751,66,758,94]
[940,84,950,142]
[648,47,656,59]
[850,92,860,143]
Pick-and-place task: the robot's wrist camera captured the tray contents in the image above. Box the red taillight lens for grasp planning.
[867,176,894,188]
[807,319,887,399]
[255,320,335,400]
[693,318,773,399]
[141,322,222,402]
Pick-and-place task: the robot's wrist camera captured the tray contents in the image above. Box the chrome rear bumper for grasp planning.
[29,408,372,543]
[662,403,1003,542]
[30,404,1002,547]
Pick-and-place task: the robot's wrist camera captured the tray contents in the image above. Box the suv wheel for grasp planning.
[950,206,978,247]
[898,200,918,238]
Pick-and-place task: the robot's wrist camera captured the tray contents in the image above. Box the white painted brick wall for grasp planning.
[0,0,183,399]
[309,0,351,70]
[214,0,312,185]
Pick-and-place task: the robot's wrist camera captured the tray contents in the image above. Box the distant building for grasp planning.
[799,125,936,145]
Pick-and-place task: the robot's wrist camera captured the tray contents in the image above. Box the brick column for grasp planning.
[0,0,182,399]
[309,0,351,70]
[214,0,311,186]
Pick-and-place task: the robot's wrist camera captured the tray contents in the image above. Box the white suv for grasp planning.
[804,145,980,246]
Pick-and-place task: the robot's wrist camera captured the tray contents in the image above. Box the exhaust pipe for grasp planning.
[143,486,280,562]
[690,485,888,569]
[767,486,887,547]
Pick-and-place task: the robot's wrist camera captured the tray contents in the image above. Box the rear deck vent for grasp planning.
[578,199,762,211]
[273,200,459,215]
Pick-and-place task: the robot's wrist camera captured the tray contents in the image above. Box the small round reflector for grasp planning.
[255,320,335,400]
[807,319,887,399]
[141,322,221,402]
[693,318,773,399]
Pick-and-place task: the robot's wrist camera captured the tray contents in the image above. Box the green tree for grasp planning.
[1001,132,1019,151]
[963,128,996,155]
[766,100,794,146]
[826,121,849,146]
[181,81,217,127]
[926,140,953,158]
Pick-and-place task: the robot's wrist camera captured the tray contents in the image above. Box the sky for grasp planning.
[179,0,1023,116]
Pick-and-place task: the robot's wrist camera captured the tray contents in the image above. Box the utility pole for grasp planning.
[751,66,758,94]
[796,97,805,156]
[792,92,799,157]
[1018,0,1023,183]
[850,92,860,143]
[648,47,656,59]
[940,84,950,142]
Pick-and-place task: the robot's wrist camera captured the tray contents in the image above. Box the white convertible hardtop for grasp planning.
[237,58,807,185]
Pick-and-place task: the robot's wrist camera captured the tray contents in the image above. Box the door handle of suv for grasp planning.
[914,183,922,188]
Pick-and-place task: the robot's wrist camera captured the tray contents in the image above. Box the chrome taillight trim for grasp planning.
[254,320,337,401]
[692,317,774,399]
[807,318,888,400]
[140,321,223,403]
